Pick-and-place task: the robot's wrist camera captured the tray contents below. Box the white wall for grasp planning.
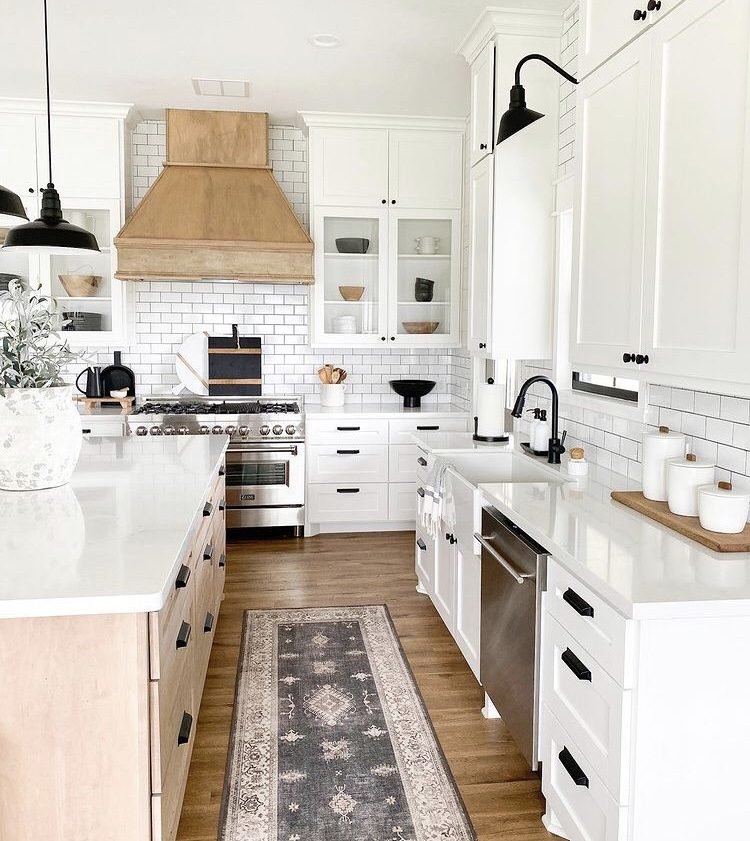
[66,120,471,406]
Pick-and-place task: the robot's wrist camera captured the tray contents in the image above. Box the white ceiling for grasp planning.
[1,0,568,123]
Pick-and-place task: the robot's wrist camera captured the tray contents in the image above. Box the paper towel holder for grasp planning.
[473,378,509,443]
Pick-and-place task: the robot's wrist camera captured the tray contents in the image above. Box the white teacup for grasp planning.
[414,236,439,255]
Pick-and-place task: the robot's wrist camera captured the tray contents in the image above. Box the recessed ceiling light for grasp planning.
[192,78,251,97]
[309,34,343,48]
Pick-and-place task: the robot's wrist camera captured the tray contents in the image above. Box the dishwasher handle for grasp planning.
[474,532,535,585]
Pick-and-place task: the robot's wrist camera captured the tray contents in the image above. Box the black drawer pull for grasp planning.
[417,425,439,431]
[218,553,226,569]
[562,587,595,618]
[203,501,213,517]
[337,425,361,431]
[219,465,226,476]
[336,449,360,455]
[417,456,428,466]
[204,612,215,633]
[417,487,425,498]
[178,711,193,746]
[558,746,589,787]
[175,564,191,589]
[561,647,592,681]
[81,428,92,434]
[336,488,360,494]
[417,538,427,551]
[176,620,191,649]
[219,498,225,512]
[203,543,213,561]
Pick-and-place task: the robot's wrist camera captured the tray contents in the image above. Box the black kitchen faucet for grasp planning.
[511,376,566,464]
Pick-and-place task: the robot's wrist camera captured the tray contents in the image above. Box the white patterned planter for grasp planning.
[0,386,82,491]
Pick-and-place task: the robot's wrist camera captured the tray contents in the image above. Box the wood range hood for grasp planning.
[114,109,313,282]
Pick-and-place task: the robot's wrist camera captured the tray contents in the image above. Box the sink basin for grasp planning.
[441,452,562,488]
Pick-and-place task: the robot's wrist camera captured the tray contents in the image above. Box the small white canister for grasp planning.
[698,482,750,533]
[320,383,346,407]
[642,426,686,501]
[667,454,715,516]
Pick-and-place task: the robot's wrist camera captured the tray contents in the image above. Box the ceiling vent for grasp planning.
[192,78,251,98]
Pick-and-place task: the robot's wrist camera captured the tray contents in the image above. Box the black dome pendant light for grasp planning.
[3,0,99,254]
[0,185,28,228]
[497,53,578,145]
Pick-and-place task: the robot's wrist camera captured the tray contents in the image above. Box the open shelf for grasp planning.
[57,296,112,301]
[324,252,379,259]
[397,300,450,305]
[398,253,451,260]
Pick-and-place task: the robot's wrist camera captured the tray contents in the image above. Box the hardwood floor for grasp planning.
[177,531,551,841]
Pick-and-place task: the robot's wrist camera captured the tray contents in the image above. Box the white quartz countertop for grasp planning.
[0,436,228,619]
[412,433,750,619]
[305,402,468,419]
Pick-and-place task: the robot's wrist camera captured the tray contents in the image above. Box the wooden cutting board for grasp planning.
[611,491,750,553]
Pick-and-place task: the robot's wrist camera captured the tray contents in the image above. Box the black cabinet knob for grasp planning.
[633,8,647,19]
[635,354,645,364]
[479,143,488,150]
[203,501,213,517]
[391,199,396,204]
[203,543,213,561]
[622,352,636,363]
[647,0,661,9]
[175,564,191,589]
[381,198,387,204]
[28,187,34,194]
[178,711,193,746]
[218,553,226,569]
[204,612,215,633]
[176,620,191,649]
[381,336,386,341]
[479,342,487,349]
[390,336,395,341]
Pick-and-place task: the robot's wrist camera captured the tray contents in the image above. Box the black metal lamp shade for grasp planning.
[497,54,578,145]
[0,184,28,227]
[2,185,99,254]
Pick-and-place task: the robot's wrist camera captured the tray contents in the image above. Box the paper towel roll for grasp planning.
[476,381,506,438]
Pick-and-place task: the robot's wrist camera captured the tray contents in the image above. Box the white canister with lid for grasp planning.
[698,481,750,533]
[642,426,686,501]
[666,453,715,516]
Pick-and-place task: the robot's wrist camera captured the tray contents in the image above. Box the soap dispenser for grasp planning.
[527,407,541,449]
[534,409,551,453]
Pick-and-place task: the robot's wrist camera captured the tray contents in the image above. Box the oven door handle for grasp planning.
[228,445,299,455]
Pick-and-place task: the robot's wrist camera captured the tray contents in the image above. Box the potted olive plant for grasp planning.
[0,280,83,490]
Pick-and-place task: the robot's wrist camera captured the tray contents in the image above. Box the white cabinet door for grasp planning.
[641,0,750,384]
[309,128,389,207]
[468,154,494,356]
[433,536,456,632]
[0,112,40,220]
[388,130,463,209]
[470,42,496,167]
[579,0,652,78]
[454,544,481,681]
[415,529,435,595]
[38,116,122,199]
[571,39,652,372]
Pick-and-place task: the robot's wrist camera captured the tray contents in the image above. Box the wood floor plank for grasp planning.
[176,531,550,841]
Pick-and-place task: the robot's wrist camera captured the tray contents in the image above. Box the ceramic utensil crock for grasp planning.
[667,453,716,516]
[698,482,750,533]
[642,426,686,500]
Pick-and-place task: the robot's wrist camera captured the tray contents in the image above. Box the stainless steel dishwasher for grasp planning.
[475,506,549,770]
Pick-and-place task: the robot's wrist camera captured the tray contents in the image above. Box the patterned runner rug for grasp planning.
[219,605,475,841]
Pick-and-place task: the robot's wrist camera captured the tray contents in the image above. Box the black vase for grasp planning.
[414,277,434,302]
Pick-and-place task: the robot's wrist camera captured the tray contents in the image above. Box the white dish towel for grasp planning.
[419,459,453,541]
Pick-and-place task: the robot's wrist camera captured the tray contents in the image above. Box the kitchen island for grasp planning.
[0,436,227,841]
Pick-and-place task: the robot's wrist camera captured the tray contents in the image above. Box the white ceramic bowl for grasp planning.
[698,483,750,533]
[666,455,715,516]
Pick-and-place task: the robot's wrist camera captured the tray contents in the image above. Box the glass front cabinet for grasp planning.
[312,206,461,347]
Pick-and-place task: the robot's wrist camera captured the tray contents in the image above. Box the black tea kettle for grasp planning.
[76,366,106,398]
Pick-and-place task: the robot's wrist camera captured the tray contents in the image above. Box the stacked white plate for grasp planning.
[332,315,358,334]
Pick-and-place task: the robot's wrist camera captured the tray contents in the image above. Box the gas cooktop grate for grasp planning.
[131,400,300,416]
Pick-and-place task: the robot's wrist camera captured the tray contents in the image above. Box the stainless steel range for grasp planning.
[128,396,305,533]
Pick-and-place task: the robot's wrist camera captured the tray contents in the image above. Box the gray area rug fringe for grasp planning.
[219,605,476,841]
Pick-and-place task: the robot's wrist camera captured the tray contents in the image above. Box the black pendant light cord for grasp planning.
[514,53,578,87]
[42,0,53,188]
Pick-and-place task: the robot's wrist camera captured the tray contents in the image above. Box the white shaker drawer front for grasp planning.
[541,710,626,841]
[307,418,389,446]
[308,445,388,484]
[80,421,126,437]
[389,482,417,521]
[389,416,468,445]
[547,560,634,688]
[308,483,388,523]
[543,615,632,803]
[390,444,419,483]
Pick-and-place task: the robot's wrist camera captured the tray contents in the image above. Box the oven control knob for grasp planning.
[163,425,176,436]
[238,425,249,437]
[149,426,163,436]
[285,424,297,436]
[259,425,271,436]
[212,425,224,435]
[199,425,210,435]
[135,426,148,436]
[272,424,284,436]
[224,425,236,436]
[178,426,190,435]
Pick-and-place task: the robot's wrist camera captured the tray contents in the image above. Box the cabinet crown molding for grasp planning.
[299,111,466,134]
[0,97,133,120]
[457,8,563,64]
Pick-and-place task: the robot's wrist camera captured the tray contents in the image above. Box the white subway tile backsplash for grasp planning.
[720,395,750,423]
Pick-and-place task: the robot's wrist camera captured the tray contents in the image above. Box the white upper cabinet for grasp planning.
[571,38,652,372]
[470,41,496,167]
[388,130,463,209]
[309,127,389,207]
[468,154,494,355]
[641,0,750,383]
[0,113,40,219]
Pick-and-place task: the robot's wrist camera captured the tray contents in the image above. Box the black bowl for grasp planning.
[389,379,436,408]
[335,237,370,254]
